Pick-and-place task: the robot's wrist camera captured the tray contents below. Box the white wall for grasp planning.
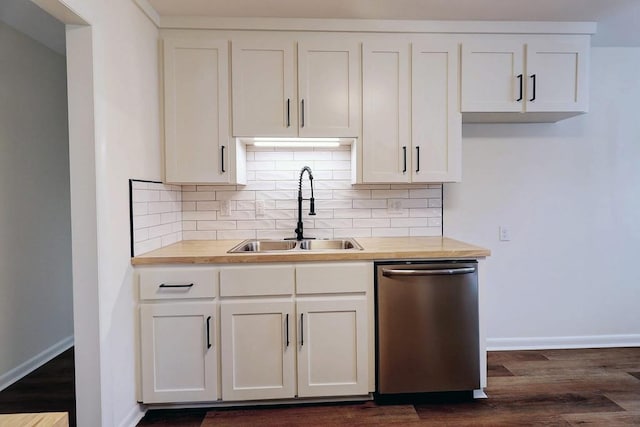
[0,20,73,387]
[49,0,162,425]
[445,47,640,349]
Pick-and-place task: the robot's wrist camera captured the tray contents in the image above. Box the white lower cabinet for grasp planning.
[139,262,372,404]
[220,300,296,401]
[297,297,368,397]
[140,302,218,403]
[219,262,371,401]
[138,266,219,404]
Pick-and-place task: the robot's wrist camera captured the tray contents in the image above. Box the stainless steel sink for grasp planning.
[228,238,363,253]
[299,239,362,251]
[228,240,297,253]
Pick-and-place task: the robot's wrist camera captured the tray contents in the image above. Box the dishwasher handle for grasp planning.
[382,267,476,277]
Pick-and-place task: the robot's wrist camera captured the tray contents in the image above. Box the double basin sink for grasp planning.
[228,238,363,253]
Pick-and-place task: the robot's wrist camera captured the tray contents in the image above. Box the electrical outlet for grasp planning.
[220,200,230,217]
[387,199,402,214]
[499,226,511,241]
[255,200,265,217]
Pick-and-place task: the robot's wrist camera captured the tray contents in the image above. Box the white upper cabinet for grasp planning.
[232,39,360,137]
[297,40,360,137]
[362,42,411,183]
[163,38,241,184]
[412,41,461,183]
[525,40,589,112]
[362,40,461,183]
[461,36,589,121]
[232,41,297,137]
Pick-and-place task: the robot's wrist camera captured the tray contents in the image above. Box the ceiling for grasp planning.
[0,0,65,54]
[4,0,639,56]
[147,0,640,47]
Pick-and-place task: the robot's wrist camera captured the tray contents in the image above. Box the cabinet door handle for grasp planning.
[206,316,212,349]
[301,99,305,128]
[220,145,226,173]
[516,74,523,102]
[402,146,407,173]
[300,313,304,346]
[529,74,536,102]
[416,146,420,173]
[285,313,290,347]
[159,283,194,288]
[286,98,291,127]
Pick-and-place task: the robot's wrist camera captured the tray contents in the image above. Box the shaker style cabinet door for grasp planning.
[525,40,589,113]
[297,40,360,137]
[232,41,297,136]
[461,37,589,115]
[140,302,218,403]
[163,38,232,183]
[296,297,368,397]
[220,301,296,401]
[461,40,525,113]
[412,41,462,183]
[362,42,411,183]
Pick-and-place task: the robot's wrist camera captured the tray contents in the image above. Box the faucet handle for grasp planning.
[309,197,316,215]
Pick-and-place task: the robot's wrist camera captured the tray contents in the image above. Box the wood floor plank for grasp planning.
[488,364,514,377]
[488,350,549,364]
[202,402,420,426]
[605,391,640,411]
[562,410,640,426]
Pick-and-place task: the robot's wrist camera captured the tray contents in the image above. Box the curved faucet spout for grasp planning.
[295,166,316,240]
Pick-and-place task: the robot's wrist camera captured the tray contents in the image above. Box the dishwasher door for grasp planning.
[375,261,479,395]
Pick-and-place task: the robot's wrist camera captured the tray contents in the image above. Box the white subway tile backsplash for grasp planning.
[217,229,257,240]
[183,230,217,240]
[130,148,442,253]
[183,191,216,201]
[373,227,409,237]
[198,220,236,230]
[372,189,409,199]
[183,211,217,221]
[334,209,371,218]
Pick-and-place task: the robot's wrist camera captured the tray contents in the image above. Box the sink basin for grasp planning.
[228,240,297,253]
[228,238,363,253]
[299,239,362,251]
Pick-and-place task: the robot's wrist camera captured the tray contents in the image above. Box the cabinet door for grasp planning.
[164,39,231,183]
[297,297,368,397]
[220,300,296,400]
[362,42,411,183]
[412,42,462,183]
[232,41,297,136]
[461,40,524,112]
[140,302,217,403]
[298,40,360,137]
[525,40,589,112]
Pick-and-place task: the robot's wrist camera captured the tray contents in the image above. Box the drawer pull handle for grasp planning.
[206,316,212,349]
[159,283,194,288]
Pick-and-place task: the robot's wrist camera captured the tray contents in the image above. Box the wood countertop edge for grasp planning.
[131,246,490,265]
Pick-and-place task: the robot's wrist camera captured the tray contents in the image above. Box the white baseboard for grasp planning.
[487,334,640,351]
[119,403,146,427]
[0,335,74,391]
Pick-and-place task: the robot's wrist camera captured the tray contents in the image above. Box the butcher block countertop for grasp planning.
[131,237,490,265]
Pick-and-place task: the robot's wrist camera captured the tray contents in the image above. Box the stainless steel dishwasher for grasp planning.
[375,260,479,396]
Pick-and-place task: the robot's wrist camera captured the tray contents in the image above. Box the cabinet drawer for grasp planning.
[139,267,218,300]
[296,262,372,294]
[220,265,295,297]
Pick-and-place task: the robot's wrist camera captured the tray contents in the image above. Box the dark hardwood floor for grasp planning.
[1,347,639,427]
[0,347,75,426]
[140,347,640,426]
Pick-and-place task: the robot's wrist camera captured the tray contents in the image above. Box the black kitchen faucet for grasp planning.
[294,166,316,240]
